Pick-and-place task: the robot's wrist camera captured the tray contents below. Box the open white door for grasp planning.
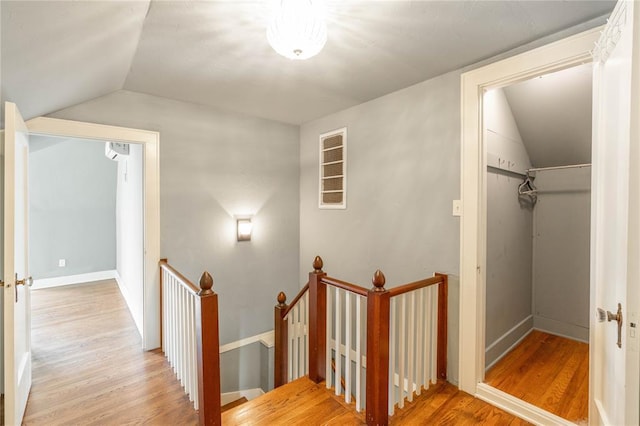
[3,102,32,425]
[590,1,640,425]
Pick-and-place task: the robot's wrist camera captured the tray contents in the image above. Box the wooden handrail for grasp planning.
[320,276,369,297]
[387,275,444,297]
[282,283,309,319]
[159,259,200,295]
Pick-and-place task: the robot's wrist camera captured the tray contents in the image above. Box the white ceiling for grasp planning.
[504,63,593,168]
[1,1,615,126]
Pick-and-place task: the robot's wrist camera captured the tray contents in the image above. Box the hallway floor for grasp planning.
[23,280,198,425]
[485,330,589,423]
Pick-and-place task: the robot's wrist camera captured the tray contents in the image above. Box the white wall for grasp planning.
[533,167,591,341]
[0,139,4,392]
[484,88,534,368]
[29,137,117,280]
[115,143,144,334]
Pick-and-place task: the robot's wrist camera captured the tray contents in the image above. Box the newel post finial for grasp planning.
[313,255,324,273]
[277,291,287,307]
[199,271,214,295]
[372,269,386,291]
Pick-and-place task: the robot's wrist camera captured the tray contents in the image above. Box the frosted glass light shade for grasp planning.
[267,0,327,60]
[237,218,253,241]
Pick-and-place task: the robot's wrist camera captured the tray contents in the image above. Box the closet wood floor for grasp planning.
[485,330,588,423]
[22,280,198,425]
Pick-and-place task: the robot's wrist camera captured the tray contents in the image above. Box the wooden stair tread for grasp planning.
[222,377,530,425]
[222,397,249,413]
[221,377,366,425]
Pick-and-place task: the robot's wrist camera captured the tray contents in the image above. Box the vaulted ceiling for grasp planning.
[505,63,593,168]
[1,1,615,126]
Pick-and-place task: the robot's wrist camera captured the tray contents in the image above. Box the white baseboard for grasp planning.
[32,270,117,290]
[476,383,573,426]
[221,388,264,406]
[485,315,533,370]
[533,316,589,343]
[113,271,143,337]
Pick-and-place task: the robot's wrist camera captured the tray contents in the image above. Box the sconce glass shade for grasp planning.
[267,0,327,60]
[237,218,253,241]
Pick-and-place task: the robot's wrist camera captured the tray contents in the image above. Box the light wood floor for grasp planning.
[485,330,589,423]
[222,377,530,425]
[22,280,198,425]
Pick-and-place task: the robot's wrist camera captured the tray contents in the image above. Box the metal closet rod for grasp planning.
[527,163,591,172]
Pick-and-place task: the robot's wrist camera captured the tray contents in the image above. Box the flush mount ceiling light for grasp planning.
[267,0,327,60]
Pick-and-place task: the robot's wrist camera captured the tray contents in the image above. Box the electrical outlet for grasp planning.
[58,259,66,267]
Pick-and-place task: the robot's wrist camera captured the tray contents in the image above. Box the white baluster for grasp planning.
[389,297,396,416]
[326,286,333,389]
[299,301,304,378]
[345,291,352,403]
[184,290,190,395]
[431,286,438,385]
[288,304,294,381]
[169,276,175,367]
[289,304,300,380]
[335,288,342,396]
[356,295,363,412]
[398,294,406,408]
[305,292,309,376]
[415,288,424,395]
[424,288,431,387]
[193,295,199,407]
[178,286,183,385]
[407,292,415,402]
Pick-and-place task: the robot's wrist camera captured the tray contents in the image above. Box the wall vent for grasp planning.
[319,128,346,209]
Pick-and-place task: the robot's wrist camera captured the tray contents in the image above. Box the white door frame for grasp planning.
[24,117,161,350]
[459,27,601,424]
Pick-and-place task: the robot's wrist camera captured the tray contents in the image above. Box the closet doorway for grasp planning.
[483,64,592,422]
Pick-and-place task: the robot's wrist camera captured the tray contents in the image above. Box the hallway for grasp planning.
[23,280,198,425]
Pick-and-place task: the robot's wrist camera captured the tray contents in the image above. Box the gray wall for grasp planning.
[49,90,301,346]
[29,136,117,279]
[484,88,534,368]
[485,171,533,367]
[299,70,461,382]
[115,143,144,334]
[299,70,460,283]
[533,168,590,342]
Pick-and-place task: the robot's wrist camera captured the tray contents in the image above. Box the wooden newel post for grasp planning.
[274,292,288,388]
[366,270,390,426]
[435,273,448,380]
[196,271,222,425]
[308,256,327,383]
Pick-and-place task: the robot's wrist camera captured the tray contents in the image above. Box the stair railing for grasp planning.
[274,256,448,426]
[386,272,448,415]
[159,259,221,425]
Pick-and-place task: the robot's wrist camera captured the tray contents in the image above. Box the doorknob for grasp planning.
[14,274,33,302]
[599,303,623,348]
[16,276,33,287]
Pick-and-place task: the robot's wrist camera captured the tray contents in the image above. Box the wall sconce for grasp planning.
[237,218,253,242]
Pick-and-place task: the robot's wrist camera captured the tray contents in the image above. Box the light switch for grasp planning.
[452,200,462,217]
[58,259,66,267]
